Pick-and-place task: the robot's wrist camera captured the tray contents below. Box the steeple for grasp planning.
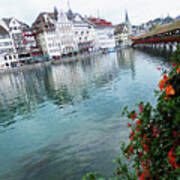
[125,10,130,25]
[67,0,73,20]
[54,6,58,21]
[67,0,72,11]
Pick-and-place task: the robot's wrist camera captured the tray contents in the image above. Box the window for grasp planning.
[4,56,7,61]
[9,56,12,60]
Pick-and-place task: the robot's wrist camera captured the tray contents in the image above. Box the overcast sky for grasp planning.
[0,0,180,26]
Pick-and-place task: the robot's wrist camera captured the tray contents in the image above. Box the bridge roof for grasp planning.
[137,20,180,39]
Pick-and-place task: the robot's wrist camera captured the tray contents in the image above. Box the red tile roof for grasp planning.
[88,18,112,27]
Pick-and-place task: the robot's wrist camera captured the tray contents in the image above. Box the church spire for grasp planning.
[67,0,71,10]
[125,10,130,25]
[54,6,58,21]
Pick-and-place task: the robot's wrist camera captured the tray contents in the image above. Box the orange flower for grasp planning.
[159,79,166,91]
[163,73,169,81]
[159,73,170,91]
[177,67,180,74]
[165,85,175,96]
[164,97,169,101]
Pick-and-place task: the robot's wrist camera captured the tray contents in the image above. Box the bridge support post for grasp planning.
[163,43,166,50]
[173,42,177,52]
[177,42,180,50]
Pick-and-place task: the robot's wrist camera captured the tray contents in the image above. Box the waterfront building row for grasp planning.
[0,6,116,69]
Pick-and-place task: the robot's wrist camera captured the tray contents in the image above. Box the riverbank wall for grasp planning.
[0,52,102,75]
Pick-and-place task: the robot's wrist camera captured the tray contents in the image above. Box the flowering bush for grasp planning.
[83,50,180,180]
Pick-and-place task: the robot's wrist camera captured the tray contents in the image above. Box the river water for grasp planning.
[0,49,170,180]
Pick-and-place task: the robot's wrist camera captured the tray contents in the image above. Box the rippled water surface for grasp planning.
[0,49,170,180]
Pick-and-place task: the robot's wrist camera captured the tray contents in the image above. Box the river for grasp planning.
[0,49,170,180]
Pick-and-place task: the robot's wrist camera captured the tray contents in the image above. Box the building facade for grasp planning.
[114,11,132,47]
[33,8,79,58]
[0,23,18,69]
[0,17,39,63]
[67,9,97,52]
[88,17,116,50]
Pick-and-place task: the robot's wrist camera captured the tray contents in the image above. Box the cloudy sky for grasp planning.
[1,0,180,26]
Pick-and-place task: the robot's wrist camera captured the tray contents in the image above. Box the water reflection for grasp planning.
[0,53,124,129]
[116,49,136,79]
[0,49,169,180]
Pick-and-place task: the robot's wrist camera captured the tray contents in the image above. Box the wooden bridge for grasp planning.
[132,20,180,51]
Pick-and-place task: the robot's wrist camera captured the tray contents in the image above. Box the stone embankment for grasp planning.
[0,52,102,75]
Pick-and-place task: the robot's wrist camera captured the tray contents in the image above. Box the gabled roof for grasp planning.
[2,18,11,27]
[0,25,9,35]
[115,23,129,34]
[32,12,55,27]
[2,17,30,30]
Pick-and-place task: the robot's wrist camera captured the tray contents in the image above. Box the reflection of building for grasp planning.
[115,11,132,47]
[88,17,116,50]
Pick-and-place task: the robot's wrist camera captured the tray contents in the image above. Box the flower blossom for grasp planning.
[130,112,137,120]
[168,148,178,169]
[165,85,175,96]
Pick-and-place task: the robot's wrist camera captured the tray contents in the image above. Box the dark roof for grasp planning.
[115,24,128,34]
[2,17,30,29]
[66,9,80,22]
[0,25,9,35]
[32,12,55,27]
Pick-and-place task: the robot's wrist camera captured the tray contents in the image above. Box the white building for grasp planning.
[0,24,19,69]
[56,9,77,55]
[67,9,97,52]
[0,17,38,62]
[88,17,116,50]
[32,12,61,59]
[32,7,78,59]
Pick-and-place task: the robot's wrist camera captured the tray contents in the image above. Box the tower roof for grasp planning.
[125,10,130,25]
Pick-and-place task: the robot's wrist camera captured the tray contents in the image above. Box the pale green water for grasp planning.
[0,49,170,180]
